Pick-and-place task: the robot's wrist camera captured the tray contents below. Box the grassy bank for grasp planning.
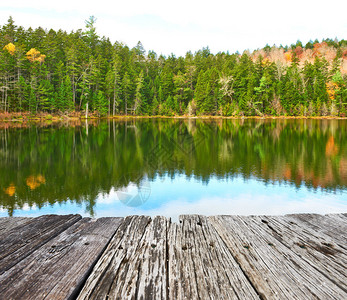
[1,111,347,122]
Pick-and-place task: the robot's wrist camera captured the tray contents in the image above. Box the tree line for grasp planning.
[0,16,346,117]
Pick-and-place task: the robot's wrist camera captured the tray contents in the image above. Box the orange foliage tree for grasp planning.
[284,52,292,62]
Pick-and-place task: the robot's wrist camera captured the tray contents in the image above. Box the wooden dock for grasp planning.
[0,213,346,299]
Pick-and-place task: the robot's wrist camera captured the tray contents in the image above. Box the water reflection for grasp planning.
[0,118,346,217]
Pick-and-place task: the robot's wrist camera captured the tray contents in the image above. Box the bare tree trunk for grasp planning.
[108,96,110,117]
[85,118,88,136]
[1,76,4,111]
[72,74,76,107]
[4,76,8,113]
[125,96,127,115]
[79,88,84,110]
[113,86,116,116]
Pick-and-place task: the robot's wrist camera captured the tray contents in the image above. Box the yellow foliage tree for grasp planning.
[261,58,270,65]
[37,54,46,63]
[26,48,46,63]
[3,42,16,55]
[4,183,16,196]
[284,52,292,62]
[326,81,338,100]
[26,174,46,190]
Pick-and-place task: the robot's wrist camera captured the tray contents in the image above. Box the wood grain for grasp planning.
[77,215,154,299]
[0,217,123,300]
[168,215,260,300]
[209,215,347,299]
[0,214,346,300]
[250,215,347,292]
[0,217,32,233]
[0,214,81,275]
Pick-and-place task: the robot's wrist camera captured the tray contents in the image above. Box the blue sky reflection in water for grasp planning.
[0,119,346,220]
[3,174,346,223]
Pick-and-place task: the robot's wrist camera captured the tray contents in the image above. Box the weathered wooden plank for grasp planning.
[77,215,155,300]
[0,214,345,300]
[0,217,32,233]
[0,217,123,300]
[167,215,260,300]
[285,213,347,246]
[325,213,347,227]
[0,214,81,274]
[329,213,347,219]
[249,215,347,292]
[94,216,169,299]
[209,215,347,299]
[167,221,199,299]
[133,216,168,299]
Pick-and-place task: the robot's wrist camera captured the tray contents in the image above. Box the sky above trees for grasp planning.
[1,0,346,56]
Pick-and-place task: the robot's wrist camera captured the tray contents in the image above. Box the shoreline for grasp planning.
[0,113,347,123]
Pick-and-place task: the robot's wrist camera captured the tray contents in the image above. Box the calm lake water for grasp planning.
[1,118,346,221]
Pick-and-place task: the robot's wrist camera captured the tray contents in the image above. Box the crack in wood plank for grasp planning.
[209,215,347,299]
[0,217,123,300]
[0,214,346,300]
[0,214,82,275]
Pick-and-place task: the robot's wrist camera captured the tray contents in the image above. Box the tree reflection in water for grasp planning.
[0,118,346,216]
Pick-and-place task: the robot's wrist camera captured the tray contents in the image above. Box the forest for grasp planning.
[0,16,346,117]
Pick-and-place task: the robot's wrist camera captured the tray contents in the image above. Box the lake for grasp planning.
[0,118,346,221]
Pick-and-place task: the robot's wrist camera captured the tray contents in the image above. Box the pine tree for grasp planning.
[37,79,53,111]
[151,95,159,115]
[134,71,144,114]
[28,86,37,114]
[122,72,132,114]
[0,18,346,117]
[96,90,108,115]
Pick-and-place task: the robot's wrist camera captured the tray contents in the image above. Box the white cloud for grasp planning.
[21,203,37,211]
[93,192,347,223]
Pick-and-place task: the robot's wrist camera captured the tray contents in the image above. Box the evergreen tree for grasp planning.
[95,90,108,115]
[122,72,132,114]
[0,17,345,117]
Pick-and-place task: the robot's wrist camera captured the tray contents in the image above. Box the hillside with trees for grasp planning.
[0,16,346,117]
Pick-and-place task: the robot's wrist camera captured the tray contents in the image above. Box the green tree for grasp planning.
[122,72,132,114]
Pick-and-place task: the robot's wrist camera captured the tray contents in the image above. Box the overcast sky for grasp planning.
[1,0,346,56]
